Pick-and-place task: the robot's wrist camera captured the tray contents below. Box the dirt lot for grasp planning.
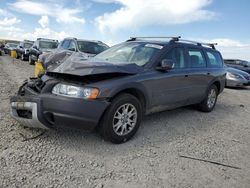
[0,55,250,188]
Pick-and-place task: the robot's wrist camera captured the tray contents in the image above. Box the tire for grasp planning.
[99,93,142,144]
[21,54,25,61]
[29,55,34,65]
[198,84,218,112]
[16,52,19,59]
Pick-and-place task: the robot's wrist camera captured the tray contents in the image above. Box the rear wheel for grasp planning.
[198,84,218,112]
[99,93,142,144]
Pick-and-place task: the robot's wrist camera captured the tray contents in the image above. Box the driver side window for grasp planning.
[161,48,186,69]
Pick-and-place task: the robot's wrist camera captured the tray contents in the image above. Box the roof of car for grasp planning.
[37,38,58,42]
[63,37,107,44]
[126,39,219,51]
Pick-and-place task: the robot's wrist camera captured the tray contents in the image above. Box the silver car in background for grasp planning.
[226,67,250,87]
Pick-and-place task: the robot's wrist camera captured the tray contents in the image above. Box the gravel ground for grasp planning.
[0,55,250,188]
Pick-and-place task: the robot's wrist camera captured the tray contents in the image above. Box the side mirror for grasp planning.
[33,46,38,50]
[19,46,23,48]
[157,59,174,71]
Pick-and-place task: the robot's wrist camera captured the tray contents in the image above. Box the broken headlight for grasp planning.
[52,84,99,99]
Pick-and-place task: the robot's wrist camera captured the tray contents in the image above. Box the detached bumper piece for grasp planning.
[11,101,48,129]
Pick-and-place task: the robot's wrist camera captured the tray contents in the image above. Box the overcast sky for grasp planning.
[0,0,250,60]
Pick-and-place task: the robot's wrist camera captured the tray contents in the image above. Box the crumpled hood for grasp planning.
[47,58,142,77]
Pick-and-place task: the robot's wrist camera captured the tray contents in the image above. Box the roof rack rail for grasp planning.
[127,36,181,42]
[126,36,217,49]
[177,39,217,49]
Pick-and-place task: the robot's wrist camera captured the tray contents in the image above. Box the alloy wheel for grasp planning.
[112,103,138,136]
[207,88,217,109]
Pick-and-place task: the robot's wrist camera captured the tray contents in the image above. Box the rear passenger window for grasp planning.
[188,49,206,68]
[206,51,223,68]
[162,48,186,69]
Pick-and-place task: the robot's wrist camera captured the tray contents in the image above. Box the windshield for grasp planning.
[77,41,109,54]
[241,61,250,67]
[9,43,18,48]
[93,42,162,66]
[39,41,58,49]
[24,43,33,48]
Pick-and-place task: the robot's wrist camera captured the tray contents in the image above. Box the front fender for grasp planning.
[100,81,150,109]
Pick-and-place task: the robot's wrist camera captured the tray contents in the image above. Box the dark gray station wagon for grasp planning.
[10,37,226,143]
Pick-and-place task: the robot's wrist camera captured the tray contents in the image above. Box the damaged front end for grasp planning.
[10,76,110,131]
[11,56,140,131]
[10,77,52,129]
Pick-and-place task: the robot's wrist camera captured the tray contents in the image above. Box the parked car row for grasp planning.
[2,37,109,63]
[15,40,34,61]
[28,38,58,64]
[3,43,18,55]
[1,37,110,77]
[224,59,250,73]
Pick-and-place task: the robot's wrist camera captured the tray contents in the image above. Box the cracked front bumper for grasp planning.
[10,94,110,131]
[11,102,48,129]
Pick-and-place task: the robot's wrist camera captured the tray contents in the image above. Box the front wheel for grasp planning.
[99,93,142,144]
[29,55,34,65]
[198,84,218,112]
[21,54,25,61]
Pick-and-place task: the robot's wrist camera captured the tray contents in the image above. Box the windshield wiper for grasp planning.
[83,51,94,54]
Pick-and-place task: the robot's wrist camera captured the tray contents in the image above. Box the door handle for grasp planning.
[185,75,189,77]
[207,72,211,75]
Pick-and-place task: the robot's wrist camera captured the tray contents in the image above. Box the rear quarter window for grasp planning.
[206,51,223,68]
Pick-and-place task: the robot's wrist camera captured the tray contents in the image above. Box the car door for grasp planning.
[185,47,210,103]
[147,46,193,111]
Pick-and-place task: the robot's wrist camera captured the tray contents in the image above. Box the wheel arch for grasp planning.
[109,87,148,114]
[212,80,221,93]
